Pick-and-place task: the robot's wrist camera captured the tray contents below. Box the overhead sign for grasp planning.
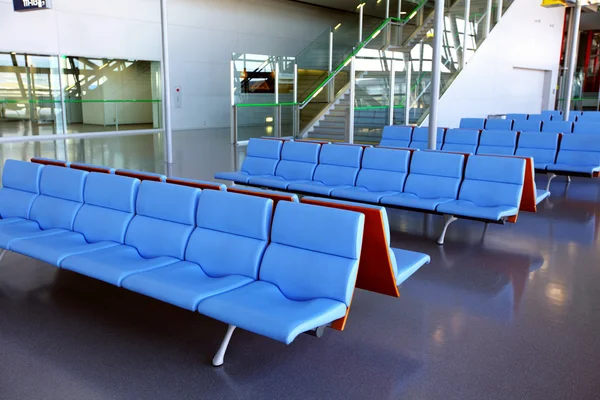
[13,0,52,11]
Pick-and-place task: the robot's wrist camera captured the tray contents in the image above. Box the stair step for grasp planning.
[318,120,345,128]
[312,126,346,134]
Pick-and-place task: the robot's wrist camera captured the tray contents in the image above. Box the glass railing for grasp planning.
[233,103,296,143]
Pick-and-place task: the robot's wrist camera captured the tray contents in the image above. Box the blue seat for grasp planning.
[287,144,363,195]
[166,177,226,191]
[459,118,486,130]
[513,120,542,132]
[485,119,513,130]
[546,134,600,175]
[115,169,166,182]
[69,162,116,174]
[573,122,600,135]
[409,127,445,150]
[577,112,600,122]
[506,113,528,121]
[566,113,579,122]
[122,191,273,311]
[331,147,410,203]
[476,130,517,156]
[536,189,551,204]
[527,114,548,122]
[542,110,562,120]
[61,181,200,286]
[515,132,559,170]
[379,126,413,148]
[215,138,282,183]
[0,160,43,224]
[197,201,364,344]
[441,129,480,153]
[437,155,525,221]
[10,173,140,266]
[249,141,320,189]
[542,121,573,134]
[0,166,87,249]
[381,151,465,211]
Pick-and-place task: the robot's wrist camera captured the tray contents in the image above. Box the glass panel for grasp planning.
[235,104,295,141]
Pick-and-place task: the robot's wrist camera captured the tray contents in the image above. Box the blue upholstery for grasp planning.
[287,144,363,195]
[515,132,559,170]
[566,113,579,122]
[197,201,364,344]
[542,121,573,134]
[437,155,525,221]
[547,134,600,175]
[542,110,562,119]
[527,114,547,122]
[459,118,486,130]
[442,129,480,153]
[513,120,542,132]
[476,130,517,156]
[409,127,445,150]
[379,126,413,148]
[249,141,320,189]
[116,169,166,182]
[228,187,299,202]
[381,151,465,211]
[0,160,43,221]
[215,138,282,183]
[70,162,116,173]
[10,173,140,265]
[506,113,528,121]
[122,191,272,310]
[578,112,600,122]
[485,119,513,130]
[536,189,551,204]
[392,248,430,285]
[61,181,200,286]
[573,122,600,135]
[167,177,227,191]
[331,147,410,203]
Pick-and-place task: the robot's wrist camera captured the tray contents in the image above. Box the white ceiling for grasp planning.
[293,0,415,17]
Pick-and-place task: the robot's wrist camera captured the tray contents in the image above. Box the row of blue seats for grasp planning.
[215,139,529,244]
[381,127,600,177]
[459,117,599,134]
[0,160,368,366]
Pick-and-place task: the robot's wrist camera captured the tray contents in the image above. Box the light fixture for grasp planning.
[314,87,324,97]
[356,2,365,9]
[372,30,381,39]
[334,23,342,30]
[400,11,407,14]
[265,116,274,123]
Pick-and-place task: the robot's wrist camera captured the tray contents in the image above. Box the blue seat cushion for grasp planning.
[249,176,293,189]
[287,181,350,196]
[214,171,258,183]
[197,281,347,344]
[121,261,254,311]
[546,164,600,174]
[9,232,119,266]
[436,200,519,221]
[61,245,180,286]
[391,248,430,285]
[535,189,550,204]
[331,187,400,203]
[380,193,454,211]
[0,220,66,249]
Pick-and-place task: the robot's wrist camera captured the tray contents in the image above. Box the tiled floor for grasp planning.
[0,133,599,399]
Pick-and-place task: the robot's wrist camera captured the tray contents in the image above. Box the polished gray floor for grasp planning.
[0,133,600,399]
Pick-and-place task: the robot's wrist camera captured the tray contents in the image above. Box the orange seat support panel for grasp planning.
[301,197,400,331]
[30,158,67,167]
[70,164,112,174]
[115,170,163,182]
[226,187,296,207]
[166,178,222,191]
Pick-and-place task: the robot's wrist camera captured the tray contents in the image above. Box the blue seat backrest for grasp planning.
[442,129,480,153]
[573,122,600,135]
[29,166,88,231]
[73,173,140,244]
[0,160,43,220]
[355,147,410,192]
[578,112,600,122]
[485,119,513,130]
[404,151,465,200]
[459,118,486,130]
[527,114,548,122]
[506,113,528,121]
[259,201,364,306]
[313,144,363,186]
[459,155,525,208]
[476,130,517,156]
[542,121,573,133]
[409,127,445,149]
[187,190,272,280]
[380,126,413,148]
[125,181,200,259]
[241,138,282,176]
[542,110,562,119]
[513,120,542,132]
[515,132,559,165]
[555,134,600,167]
[275,141,321,181]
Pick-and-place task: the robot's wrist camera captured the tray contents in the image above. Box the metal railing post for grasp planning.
[389,58,396,126]
[461,0,471,70]
[428,0,444,150]
[328,30,334,102]
[404,53,411,125]
[563,3,582,121]
[347,57,356,143]
[496,0,503,23]
[484,0,493,38]
[359,4,364,42]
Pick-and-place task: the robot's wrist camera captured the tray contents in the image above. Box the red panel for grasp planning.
[30,158,67,167]
[70,164,111,174]
[115,170,163,182]
[166,178,222,191]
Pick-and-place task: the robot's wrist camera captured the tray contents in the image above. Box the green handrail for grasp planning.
[0,99,161,104]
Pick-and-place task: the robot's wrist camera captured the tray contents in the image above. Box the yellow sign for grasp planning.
[541,0,566,7]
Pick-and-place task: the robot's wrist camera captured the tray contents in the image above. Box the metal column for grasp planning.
[328,30,334,102]
[386,0,390,18]
[389,59,396,126]
[496,0,503,23]
[275,62,280,137]
[347,57,356,144]
[461,0,471,69]
[293,63,299,136]
[485,0,493,38]
[160,0,174,166]
[57,57,68,134]
[428,0,445,150]
[404,53,411,125]
[563,3,582,121]
[561,8,574,117]
[359,4,364,42]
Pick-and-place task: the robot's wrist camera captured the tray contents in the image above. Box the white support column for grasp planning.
[496,0,503,23]
[563,3,582,122]
[485,0,493,38]
[57,57,68,135]
[389,59,396,126]
[359,4,364,42]
[230,60,235,145]
[404,53,411,125]
[348,57,356,144]
[160,0,174,166]
[274,61,279,137]
[561,8,574,118]
[397,0,402,19]
[428,0,444,150]
[461,0,471,69]
[386,0,390,18]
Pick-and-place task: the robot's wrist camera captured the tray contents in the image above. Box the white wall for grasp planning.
[423,0,565,128]
[0,0,345,131]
